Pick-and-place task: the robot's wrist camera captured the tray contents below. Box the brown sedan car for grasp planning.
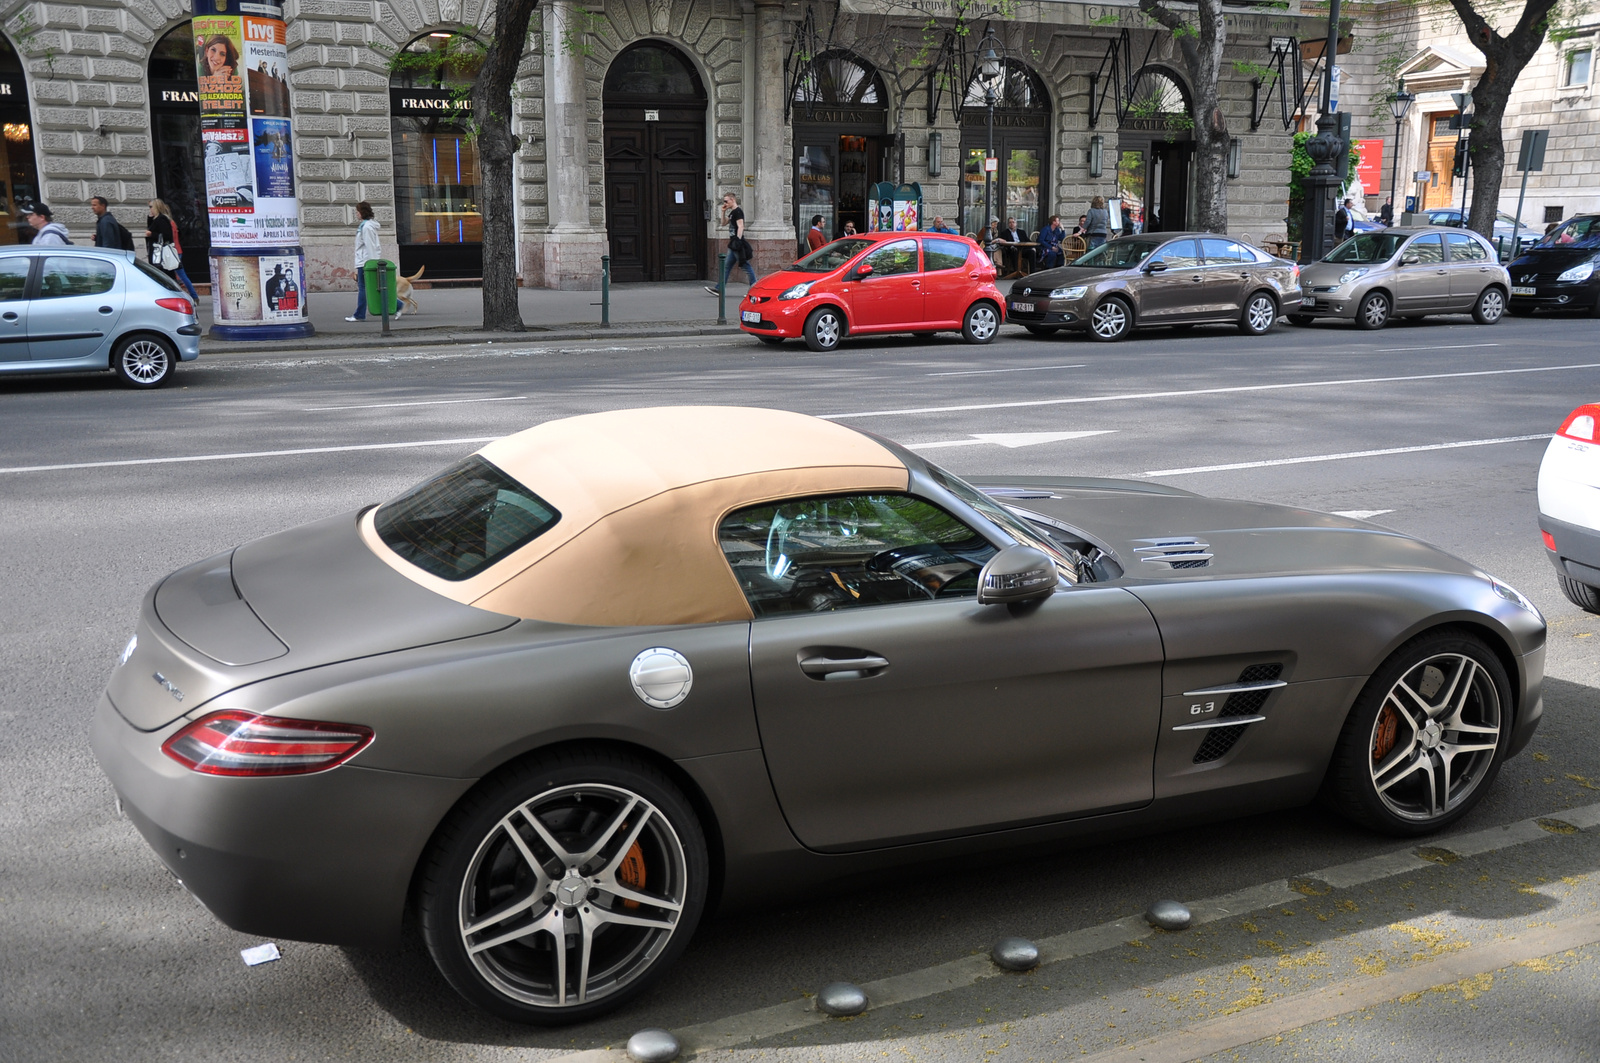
[1006,233,1303,341]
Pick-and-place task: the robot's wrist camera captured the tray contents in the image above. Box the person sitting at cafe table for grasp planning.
[1037,215,1065,269]
[994,217,1035,274]
[928,216,957,234]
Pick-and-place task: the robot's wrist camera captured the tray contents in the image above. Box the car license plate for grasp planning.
[1512,286,1536,296]
[740,310,762,324]
[1012,302,1034,313]
[1300,297,1316,307]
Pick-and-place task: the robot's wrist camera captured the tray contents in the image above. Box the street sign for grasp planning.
[1414,170,1432,182]
[984,156,998,173]
[1451,91,1471,111]
[1517,129,1549,172]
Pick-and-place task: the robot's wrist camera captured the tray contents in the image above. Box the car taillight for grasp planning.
[1556,404,1599,443]
[162,711,373,776]
[1543,530,1557,551]
[155,297,194,315]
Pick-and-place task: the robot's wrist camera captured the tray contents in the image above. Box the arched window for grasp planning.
[390,32,485,277]
[605,42,704,99]
[794,51,885,105]
[1126,67,1191,122]
[959,59,1050,240]
[962,58,1048,112]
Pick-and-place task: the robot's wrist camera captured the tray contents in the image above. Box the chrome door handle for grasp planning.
[1191,275,1203,282]
[799,653,889,679]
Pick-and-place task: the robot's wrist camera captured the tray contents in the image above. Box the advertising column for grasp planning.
[192,0,312,339]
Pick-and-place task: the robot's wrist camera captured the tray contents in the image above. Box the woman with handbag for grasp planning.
[145,200,201,304]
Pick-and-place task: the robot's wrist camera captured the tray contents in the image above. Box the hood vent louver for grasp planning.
[1133,537,1213,569]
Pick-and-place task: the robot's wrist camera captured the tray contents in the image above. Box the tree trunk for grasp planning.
[1444,0,1558,238]
[1139,0,1229,232]
[472,0,541,331]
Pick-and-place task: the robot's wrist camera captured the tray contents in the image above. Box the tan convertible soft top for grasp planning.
[360,406,909,625]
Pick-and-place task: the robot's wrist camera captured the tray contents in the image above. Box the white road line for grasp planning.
[907,430,1116,451]
[1375,342,1502,352]
[303,395,528,411]
[822,361,1600,419]
[540,801,1600,1062]
[0,436,497,475]
[1331,509,1395,520]
[1142,434,1549,477]
[927,363,1087,377]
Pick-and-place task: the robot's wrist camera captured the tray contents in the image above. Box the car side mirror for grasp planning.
[1144,260,1167,273]
[977,545,1058,605]
[853,263,875,280]
[1401,253,1419,265]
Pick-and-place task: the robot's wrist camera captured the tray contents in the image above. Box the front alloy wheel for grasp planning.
[1473,287,1505,324]
[1089,297,1132,341]
[1324,631,1509,835]
[803,307,843,352]
[113,335,176,388]
[962,303,999,344]
[1239,292,1278,336]
[421,752,708,1023]
[1355,291,1391,330]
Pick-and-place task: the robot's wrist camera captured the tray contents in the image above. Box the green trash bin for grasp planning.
[361,259,400,317]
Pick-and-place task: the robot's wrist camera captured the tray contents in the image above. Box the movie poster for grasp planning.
[258,253,305,320]
[213,255,263,321]
[252,118,293,197]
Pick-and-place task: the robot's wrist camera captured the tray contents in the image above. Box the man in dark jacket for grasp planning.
[90,196,136,250]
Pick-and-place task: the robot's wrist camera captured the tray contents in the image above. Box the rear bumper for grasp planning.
[90,693,472,948]
[1539,511,1600,588]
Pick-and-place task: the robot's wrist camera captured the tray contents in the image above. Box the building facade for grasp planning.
[6,0,1331,293]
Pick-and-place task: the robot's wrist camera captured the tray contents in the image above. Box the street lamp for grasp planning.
[977,30,1003,256]
[1297,0,1345,262]
[1387,87,1413,224]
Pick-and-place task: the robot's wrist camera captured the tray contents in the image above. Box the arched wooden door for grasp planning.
[604,43,707,282]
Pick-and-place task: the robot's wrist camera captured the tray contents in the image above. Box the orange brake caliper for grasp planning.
[1373,705,1399,762]
[617,841,646,909]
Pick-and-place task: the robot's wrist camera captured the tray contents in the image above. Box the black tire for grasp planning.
[1472,286,1506,325]
[1022,324,1060,336]
[1286,313,1314,326]
[1508,305,1535,317]
[111,334,177,389]
[419,749,709,1025]
[1088,296,1133,342]
[802,307,844,352]
[1354,290,1391,331]
[1238,291,1278,336]
[1557,573,1600,614]
[961,302,1000,344]
[756,335,785,346]
[1322,630,1512,837]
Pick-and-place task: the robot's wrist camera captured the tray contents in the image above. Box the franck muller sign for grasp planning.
[391,88,472,115]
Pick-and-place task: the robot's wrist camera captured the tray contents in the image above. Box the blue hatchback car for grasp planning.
[0,246,201,388]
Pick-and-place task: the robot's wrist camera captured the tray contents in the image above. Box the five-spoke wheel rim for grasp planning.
[121,340,170,384]
[1369,653,1501,822]
[813,313,840,349]
[1092,301,1127,339]
[1479,289,1504,322]
[458,783,688,1009]
[967,305,998,340]
[1361,294,1389,328]
[1246,296,1276,333]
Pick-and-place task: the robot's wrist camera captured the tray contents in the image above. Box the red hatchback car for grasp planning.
[738,232,1005,351]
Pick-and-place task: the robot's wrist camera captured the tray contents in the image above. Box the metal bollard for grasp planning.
[601,255,610,327]
[378,262,391,337]
[716,252,726,326]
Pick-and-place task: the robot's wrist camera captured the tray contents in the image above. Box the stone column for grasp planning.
[538,0,606,289]
[746,0,791,273]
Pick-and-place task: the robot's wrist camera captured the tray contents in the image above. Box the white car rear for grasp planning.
[1538,403,1600,611]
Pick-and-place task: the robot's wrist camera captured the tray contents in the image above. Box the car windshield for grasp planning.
[1324,233,1406,263]
[1072,239,1161,269]
[374,455,561,581]
[1535,217,1600,250]
[791,238,874,273]
[919,461,1079,582]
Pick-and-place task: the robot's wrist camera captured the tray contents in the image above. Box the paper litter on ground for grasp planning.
[240,942,281,966]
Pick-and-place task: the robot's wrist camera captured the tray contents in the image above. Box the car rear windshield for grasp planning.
[133,259,182,291]
[1072,239,1161,268]
[1535,216,1600,250]
[792,238,874,272]
[374,455,560,581]
[1324,233,1406,264]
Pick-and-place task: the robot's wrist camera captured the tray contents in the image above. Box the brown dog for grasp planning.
[396,265,425,315]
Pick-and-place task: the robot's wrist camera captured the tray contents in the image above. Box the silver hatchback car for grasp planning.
[0,246,201,388]
[1291,227,1511,330]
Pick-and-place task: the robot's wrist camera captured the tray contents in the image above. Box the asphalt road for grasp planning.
[3,313,1599,1062]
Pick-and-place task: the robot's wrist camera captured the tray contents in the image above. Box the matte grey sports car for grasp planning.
[93,406,1545,1024]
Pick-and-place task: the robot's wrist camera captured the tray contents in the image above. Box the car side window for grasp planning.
[1150,239,1200,269]
[1444,233,1488,262]
[38,257,116,299]
[718,493,999,617]
[923,238,970,272]
[0,257,29,301]
[861,239,919,277]
[1405,234,1444,264]
[1199,238,1241,264]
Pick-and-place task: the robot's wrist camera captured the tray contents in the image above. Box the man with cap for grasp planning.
[26,204,71,246]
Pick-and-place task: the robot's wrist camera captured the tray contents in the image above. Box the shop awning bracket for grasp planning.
[1087,30,1132,129]
[1249,36,1305,131]
[924,22,971,125]
[784,1,841,122]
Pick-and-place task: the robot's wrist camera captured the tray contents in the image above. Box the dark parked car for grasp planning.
[1507,215,1600,316]
[1418,208,1540,260]
[1006,234,1302,341]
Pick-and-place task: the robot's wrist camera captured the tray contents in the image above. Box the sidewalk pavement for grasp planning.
[196,280,746,355]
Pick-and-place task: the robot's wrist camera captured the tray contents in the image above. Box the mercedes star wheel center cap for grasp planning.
[1420,721,1444,750]
[629,648,692,709]
[557,870,586,907]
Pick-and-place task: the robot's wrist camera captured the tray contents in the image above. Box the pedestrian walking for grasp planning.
[807,214,827,252]
[1085,196,1110,249]
[90,196,135,250]
[705,192,755,296]
[346,201,390,322]
[25,204,70,245]
[144,199,201,304]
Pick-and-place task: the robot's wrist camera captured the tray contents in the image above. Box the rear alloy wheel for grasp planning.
[112,335,176,388]
[756,335,785,346]
[1022,324,1059,336]
[421,751,708,1024]
[961,303,999,344]
[1088,297,1132,342]
[1355,290,1391,330]
[1557,574,1600,614]
[1323,631,1510,836]
[1472,286,1506,324]
[1238,291,1278,336]
[803,307,844,352]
